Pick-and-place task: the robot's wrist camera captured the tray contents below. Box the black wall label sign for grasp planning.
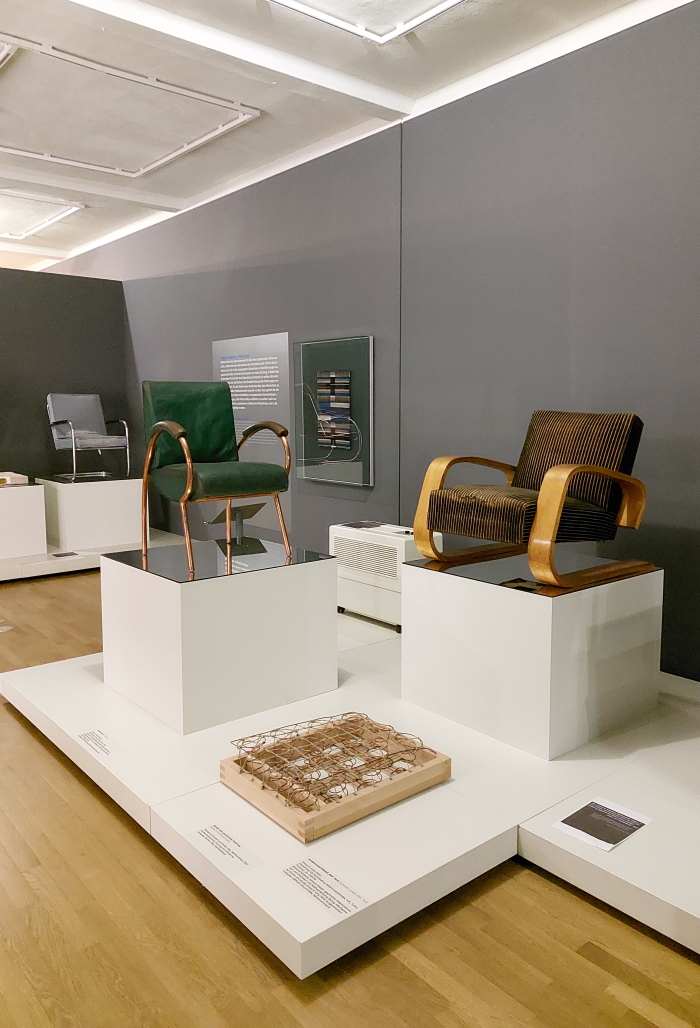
[554,797,651,851]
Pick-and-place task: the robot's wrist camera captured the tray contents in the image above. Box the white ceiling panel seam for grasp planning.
[0,33,260,178]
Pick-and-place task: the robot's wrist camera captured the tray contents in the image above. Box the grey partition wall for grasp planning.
[117,128,401,552]
[399,2,700,678]
[0,268,128,481]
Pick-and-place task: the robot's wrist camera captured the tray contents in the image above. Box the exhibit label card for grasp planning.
[77,729,128,761]
[554,796,651,851]
[188,824,261,877]
[282,859,369,920]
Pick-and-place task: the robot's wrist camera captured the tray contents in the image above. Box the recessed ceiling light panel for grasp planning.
[268,0,468,41]
[0,33,260,179]
[0,192,82,239]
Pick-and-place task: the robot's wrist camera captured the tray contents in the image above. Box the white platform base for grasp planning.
[101,544,338,734]
[402,555,663,759]
[0,483,46,560]
[519,688,700,954]
[3,629,700,977]
[38,476,142,551]
[0,530,180,583]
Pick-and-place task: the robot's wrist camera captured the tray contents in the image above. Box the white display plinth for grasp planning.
[38,476,142,551]
[0,529,181,584]
[402,553,663,760]
[0,483,46,560]
[101,540,338,734]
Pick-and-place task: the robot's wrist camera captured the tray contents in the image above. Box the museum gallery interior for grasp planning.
[0,0,699,1024]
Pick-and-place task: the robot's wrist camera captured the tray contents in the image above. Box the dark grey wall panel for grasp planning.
[0,269,128,481]
[400,3,700,678]
[121,129,401,551]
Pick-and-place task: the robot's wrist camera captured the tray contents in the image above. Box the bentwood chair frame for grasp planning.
[414,457,649,589]
[413,410,652,590]
[142,419,291,577]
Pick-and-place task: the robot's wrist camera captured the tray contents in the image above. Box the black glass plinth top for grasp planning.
[37,473,132,484]
[407,550,651,594]
[105,538,333,583]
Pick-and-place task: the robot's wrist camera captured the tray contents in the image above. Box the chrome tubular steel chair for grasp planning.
[414,410,652,589]
[141,381,291,576]
[47,393,130,480]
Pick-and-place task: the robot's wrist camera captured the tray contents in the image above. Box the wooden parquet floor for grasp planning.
[0,571,699,1027]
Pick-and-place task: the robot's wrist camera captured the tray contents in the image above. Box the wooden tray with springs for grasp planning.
[219,712,451,842]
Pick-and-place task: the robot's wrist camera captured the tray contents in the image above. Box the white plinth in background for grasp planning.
[0,483,46,560]
[38,476,142,551]
[101,540,338,734]
[402,553,663,760]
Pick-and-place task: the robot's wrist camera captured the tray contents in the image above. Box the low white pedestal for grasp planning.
[330,523,442,627]
[38,476,141,551]
[4,651,700,977]
[0,483,47,560]
[402,553,663,760]
[101,540,338,734]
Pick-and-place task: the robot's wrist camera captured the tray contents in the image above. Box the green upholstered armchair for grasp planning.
[142,381,291,575]
[414,410,652,590]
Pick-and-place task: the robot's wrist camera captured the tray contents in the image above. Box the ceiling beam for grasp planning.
[0,238,69,258]
[61,0,415,118]
[0,164,188,211]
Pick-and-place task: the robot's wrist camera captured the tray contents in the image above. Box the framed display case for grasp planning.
[294,335,373,486]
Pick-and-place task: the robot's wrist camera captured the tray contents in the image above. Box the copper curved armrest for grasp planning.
[413,455,517,559]
[528,464,647,586]
[238,421,291,475]
[142,420,194,502]
[240,420,288,440]
[149,419,187,441]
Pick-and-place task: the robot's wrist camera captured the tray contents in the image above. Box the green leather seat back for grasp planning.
[151,461,288,502]
[143,381,239,468]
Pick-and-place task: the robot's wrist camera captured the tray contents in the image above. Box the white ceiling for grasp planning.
[0,0,686,271]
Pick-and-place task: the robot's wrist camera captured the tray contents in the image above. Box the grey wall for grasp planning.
[116,128,401,550]
[0,268,128,480]
[400,3,700,678]
[48,4,700,677]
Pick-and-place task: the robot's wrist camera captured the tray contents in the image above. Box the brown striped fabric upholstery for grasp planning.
[428,484,619,545]
[512,410,643,512]
[426,410,643,545]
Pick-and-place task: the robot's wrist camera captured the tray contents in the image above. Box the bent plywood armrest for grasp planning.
[528,464,651,588]
[413,455,519,562]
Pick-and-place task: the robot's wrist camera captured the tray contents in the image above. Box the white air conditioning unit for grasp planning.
[328,521,442,628]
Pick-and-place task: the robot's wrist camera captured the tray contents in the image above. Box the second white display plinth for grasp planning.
[402,552,663,760]
[0,483,46,560]
[101,540,338,734]
[38,476,142,551]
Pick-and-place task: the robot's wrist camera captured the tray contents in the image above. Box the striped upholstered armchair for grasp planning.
[413,410,651,589]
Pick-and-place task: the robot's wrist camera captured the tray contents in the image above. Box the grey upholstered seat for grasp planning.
[47,393,130,479]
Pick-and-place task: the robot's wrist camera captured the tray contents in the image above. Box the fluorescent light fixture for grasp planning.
[267,0,466,42]
[0,192,82,240]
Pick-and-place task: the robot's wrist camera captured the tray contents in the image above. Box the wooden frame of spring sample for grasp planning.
[220,713,451,842]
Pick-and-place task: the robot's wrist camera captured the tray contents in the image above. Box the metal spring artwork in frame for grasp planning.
[231,712,435,813]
